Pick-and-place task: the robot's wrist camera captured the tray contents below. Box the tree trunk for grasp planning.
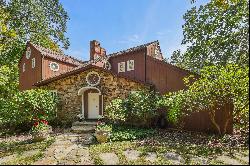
[222,102,232,135]
[209,111,221,135]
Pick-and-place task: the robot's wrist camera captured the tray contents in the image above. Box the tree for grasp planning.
[170,0,249,72]
[166,64,249,135]
[0,0,69,129]
[1,0,69,65]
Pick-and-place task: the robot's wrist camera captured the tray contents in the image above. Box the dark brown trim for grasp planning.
[83,89,101,119]
[99,95,102,115]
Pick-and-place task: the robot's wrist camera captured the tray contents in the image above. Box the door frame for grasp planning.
[78,87,103,119]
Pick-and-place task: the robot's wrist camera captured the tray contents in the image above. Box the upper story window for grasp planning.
[127,60,134,71]
[118,62,125,73]
[32,58,35,68]
[49,62,59,71]
[23,63,25,72]
[26,47,31,59]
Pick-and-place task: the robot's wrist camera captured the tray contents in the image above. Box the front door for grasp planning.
[88,93,99,119]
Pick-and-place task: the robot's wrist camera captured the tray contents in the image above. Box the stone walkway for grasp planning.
[33,132,94,165]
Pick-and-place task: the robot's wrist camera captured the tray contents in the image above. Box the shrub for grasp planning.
[105,90,162,127]
[96,123,156,142]
[105,98,127,123]
[0,89,58,131]
[162,64,249,135]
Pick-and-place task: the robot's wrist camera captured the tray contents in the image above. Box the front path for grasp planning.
[33,132,94,165]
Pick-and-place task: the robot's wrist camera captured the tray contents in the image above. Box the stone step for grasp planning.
[72,121,97,126]
[71,125,96,134]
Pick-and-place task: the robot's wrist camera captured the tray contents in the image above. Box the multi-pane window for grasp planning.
[118,62,125,73]
[50,62,59,71]
[127,60,134,71]
[23,63,25,72]
[32,58,35,68]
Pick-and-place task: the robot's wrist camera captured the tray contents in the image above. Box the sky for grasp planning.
[60,0,208,61]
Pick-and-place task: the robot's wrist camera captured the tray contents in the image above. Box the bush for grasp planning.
[105,90,162,127]
[96,123,156,142]
[0,89,58,131]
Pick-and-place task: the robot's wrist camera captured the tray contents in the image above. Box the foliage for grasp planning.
[105,99,127,123]
[0,65,19,99]
[161,91,187,124]
[0,89,58,128]
[0,0,68,130]
[170,0,249,72]
[96,123,156,142]
[105,90,162,127]
[1,0,69,66]
[163,64,249,135]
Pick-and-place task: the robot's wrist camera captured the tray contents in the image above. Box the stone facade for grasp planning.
[40,68,148,124]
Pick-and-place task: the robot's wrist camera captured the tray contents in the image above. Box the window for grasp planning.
[32,58,35,68]
[118,62,125,73]
[49,62,59,71]
[127,60,134,71]
[26,47,31,59]
[23,63,25,72]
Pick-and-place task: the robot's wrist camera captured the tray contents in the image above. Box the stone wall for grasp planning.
[40,68,148,124]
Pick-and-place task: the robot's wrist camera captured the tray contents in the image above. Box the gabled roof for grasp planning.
[34,63,151,87]
[30,42,85,66]
[107,40,160,58]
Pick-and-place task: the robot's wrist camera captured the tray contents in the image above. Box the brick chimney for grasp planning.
[90,40,106,60]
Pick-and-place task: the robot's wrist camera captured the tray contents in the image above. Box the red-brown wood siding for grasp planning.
[146,56,191,94]
[42,57,77,80]
[109,50,146,82]
[19,44,42,91]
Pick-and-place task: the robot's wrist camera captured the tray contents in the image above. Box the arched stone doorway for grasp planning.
[78,87,103,119]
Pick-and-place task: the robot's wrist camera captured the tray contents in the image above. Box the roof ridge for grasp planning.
[107,40,159,57]
[30,42,85,65]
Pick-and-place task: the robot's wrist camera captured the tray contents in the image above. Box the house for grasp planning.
[18,40,232,133]
[19,40,191,122]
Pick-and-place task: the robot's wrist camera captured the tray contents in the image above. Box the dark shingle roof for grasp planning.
[107,40,159,58]
[30,42,85,66]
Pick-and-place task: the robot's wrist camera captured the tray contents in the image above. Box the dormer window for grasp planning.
[23,63,25,72]
[49,62,59,71]
[32,58,35,68]
[26,47,31,59]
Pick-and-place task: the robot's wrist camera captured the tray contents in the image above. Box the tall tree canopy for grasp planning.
[170,0,249,72]
[0,0,69,65]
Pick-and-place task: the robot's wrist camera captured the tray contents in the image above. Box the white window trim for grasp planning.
[49,62,59,71]
[127,60,134,71]
[23,63,25,72]
[118,62,125,73]
[26,47,31,59]
[32,58,36,68]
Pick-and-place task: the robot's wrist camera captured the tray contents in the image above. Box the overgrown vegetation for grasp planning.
[0,0,69,133]
[0,89,58,132]
[105,90,163,127]
[96,123,156,142]
[164,64,249,135]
